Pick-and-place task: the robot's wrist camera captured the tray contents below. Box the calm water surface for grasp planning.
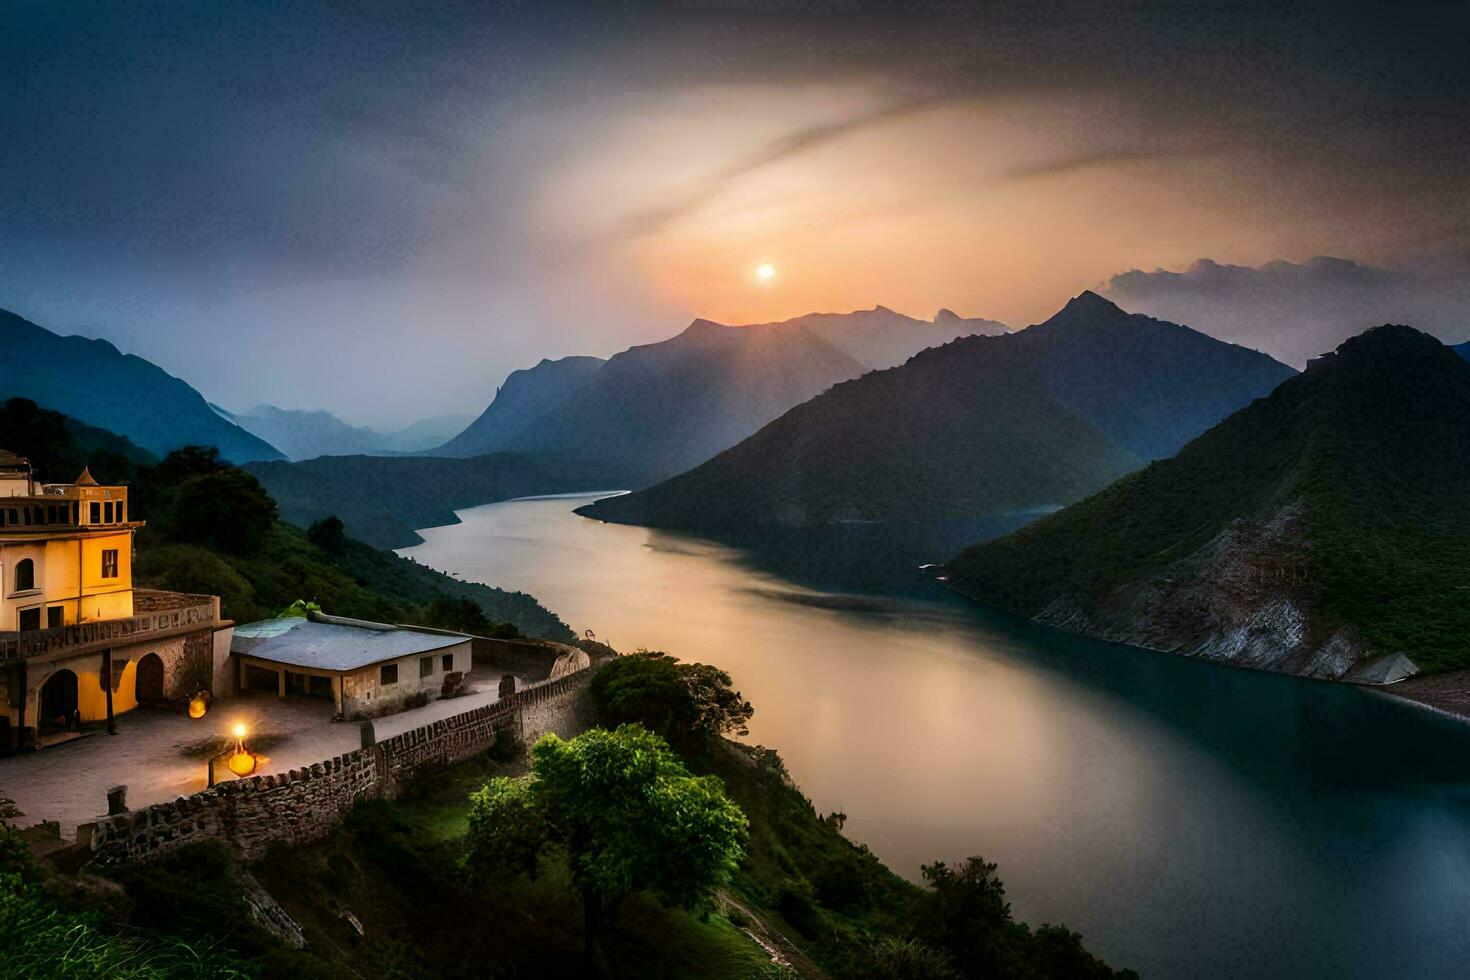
[402,493,1470,979]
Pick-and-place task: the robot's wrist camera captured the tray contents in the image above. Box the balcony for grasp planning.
[0,590,220,663]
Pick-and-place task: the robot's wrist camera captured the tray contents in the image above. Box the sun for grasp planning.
[755,262,776,283]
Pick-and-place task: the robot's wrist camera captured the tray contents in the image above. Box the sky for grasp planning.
[3,1,1468,426]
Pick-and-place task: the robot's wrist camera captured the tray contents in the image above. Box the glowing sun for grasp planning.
[755,262,777,282]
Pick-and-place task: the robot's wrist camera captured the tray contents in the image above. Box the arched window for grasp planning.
[14,558,34,592]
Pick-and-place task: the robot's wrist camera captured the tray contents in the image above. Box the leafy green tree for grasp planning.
[465,725,748,953]
[147,461,277,555]
[591,652,753,745]
[918,857,1020,979]
[307,515,347,555]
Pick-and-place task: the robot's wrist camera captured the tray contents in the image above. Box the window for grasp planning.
[442,654,453,672]
[103,501,114,523]
[47,606,63,629]
[89,502,100,524]
[116,501,124,522]
[420,656,434,678]
[31,507,42,525]
[18,608,40,631]
[7,509,17,525]
[71,502,79,524]
[380,663,398,685]
[101,549,119,579]
[14,558,34,592]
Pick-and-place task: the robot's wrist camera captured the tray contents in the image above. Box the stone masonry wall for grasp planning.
[84,669,593,866]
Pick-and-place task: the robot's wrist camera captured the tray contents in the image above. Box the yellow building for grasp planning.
[0,451,231,750]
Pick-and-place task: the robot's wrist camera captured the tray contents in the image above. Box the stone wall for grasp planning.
[83,668,593,866]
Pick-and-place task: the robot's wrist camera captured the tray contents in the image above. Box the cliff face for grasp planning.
[948,324,1470,681]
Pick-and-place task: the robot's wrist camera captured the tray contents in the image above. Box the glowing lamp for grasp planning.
[226,721,256,776]
[188,694,208,719]
[227,748,257,777]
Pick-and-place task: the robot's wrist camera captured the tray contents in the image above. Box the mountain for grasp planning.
[221,405,481,460]
[0,308,283,463]
[433,308,1009,485]
[580,293,1295,529]
[219,404,388,460]
[745,304,1007,372]
[244,452,624,549]
[1455,340,1470,364]
[376,414,476,452]
[435,355,606,457]
[947,324,1470,680]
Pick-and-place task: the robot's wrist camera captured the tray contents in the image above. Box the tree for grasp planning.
[590,652,753,746]
[140,450,277,555]
[307,515,347,555]
[465,725,748,953]
[917,857,1020,979]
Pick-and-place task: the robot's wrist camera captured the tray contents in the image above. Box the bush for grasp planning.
[591,652,753,745]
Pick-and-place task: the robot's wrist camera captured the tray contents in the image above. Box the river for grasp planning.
[401,492,1470,979]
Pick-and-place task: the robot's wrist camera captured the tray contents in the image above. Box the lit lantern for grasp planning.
[188,693,208,719]
[226,722,257,776]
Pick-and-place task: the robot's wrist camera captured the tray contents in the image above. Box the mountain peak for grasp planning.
[1306,324,1452,376]
[934,308,962,324]
[1056,290,1128,321]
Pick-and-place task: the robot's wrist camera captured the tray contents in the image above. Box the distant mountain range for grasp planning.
[580,293,1294,529]
[244,453,624,549]
[0,308,283,463]
[217,404,474,461]
[1456,340,1470,363]
[947,324,1470,680]
[434,306,1008,486]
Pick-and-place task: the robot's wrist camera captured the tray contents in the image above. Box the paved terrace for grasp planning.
[0,665,517,838]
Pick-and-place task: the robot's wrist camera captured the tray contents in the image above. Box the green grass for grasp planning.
[0,871,252,980]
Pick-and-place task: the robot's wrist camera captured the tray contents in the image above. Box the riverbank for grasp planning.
[398,493,1470,980]
[1378,668,1470,723]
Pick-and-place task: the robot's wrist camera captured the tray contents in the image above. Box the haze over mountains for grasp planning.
[948,324,1470,680]
[580,293,1294,529]
[0,308,282,463]
[434,306,1007,485]
[218,404,473,461]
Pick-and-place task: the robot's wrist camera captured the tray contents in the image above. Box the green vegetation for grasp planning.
[244,451,623,549]
[0,398,574,640]
[0,799,252,980]
[5,650,1129,978]
[950,325,1470,673]
[590,650,754,745]
[467,725,748,952]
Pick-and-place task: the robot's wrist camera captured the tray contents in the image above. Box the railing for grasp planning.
[0,594,218,662]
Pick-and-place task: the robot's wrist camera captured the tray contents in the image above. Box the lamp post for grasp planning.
[226,722,256,776]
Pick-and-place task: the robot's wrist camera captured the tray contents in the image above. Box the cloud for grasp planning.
[1102,257,1470,367]
[616,94,944,238]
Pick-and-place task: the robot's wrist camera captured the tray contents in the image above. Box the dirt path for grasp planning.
[716,890,826,979]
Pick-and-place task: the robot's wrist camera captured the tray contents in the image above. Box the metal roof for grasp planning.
[231,617,468,672]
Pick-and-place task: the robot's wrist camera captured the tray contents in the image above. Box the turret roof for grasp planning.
[74,466,99,486]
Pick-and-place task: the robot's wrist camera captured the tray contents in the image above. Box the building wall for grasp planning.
[0,531,134,631]
[339,641,472,721]
[85,668,593,865]
[4,627,219,736]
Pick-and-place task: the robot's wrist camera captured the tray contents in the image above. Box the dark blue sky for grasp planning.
[3,1,1467,425]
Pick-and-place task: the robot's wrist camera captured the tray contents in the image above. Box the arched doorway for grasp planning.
[38,669,78,732]
[136,653,164,703]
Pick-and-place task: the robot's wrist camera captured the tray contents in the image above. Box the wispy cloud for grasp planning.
[617,93,945,238]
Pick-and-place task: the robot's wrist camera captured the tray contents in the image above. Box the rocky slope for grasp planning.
[948,324,1470,680]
